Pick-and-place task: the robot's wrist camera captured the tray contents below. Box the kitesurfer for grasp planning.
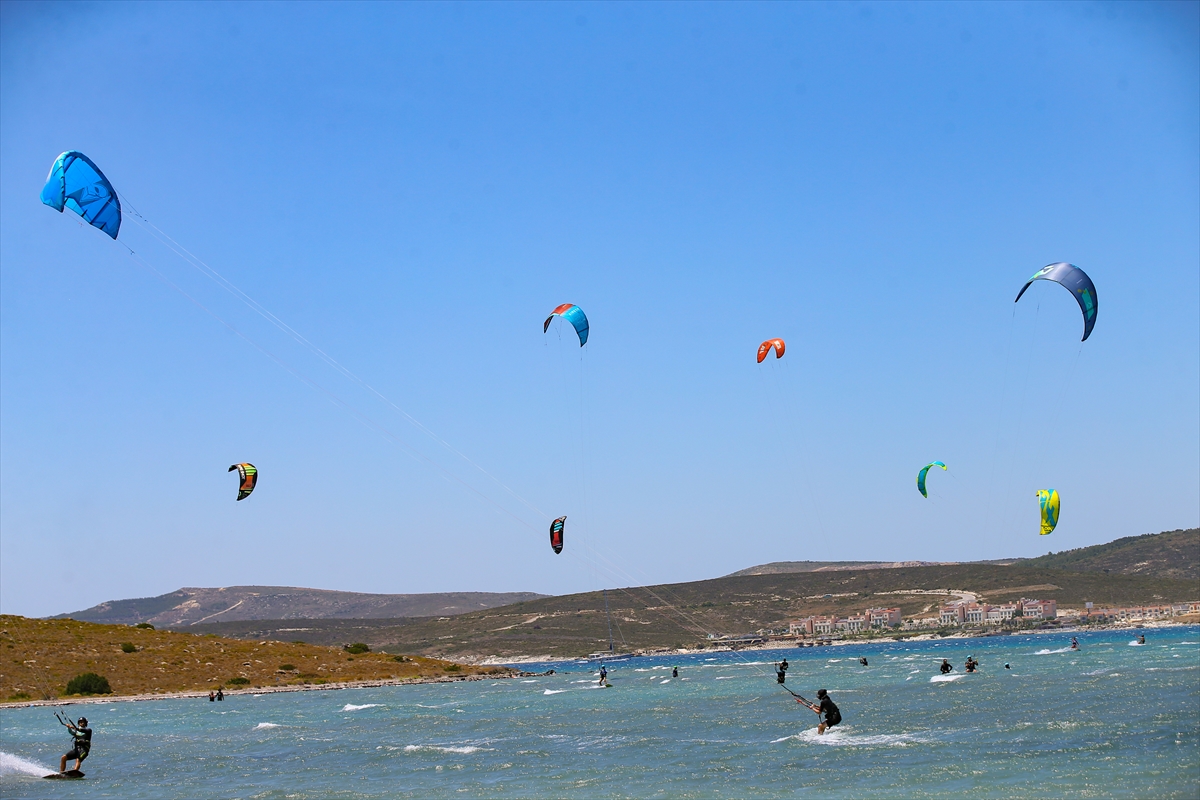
[1070,637,1079,651]
[775,659,789,684]
[815,689,841,735]
[859,657,868,667]
[672,667,678,678]
[209,691,215,702]
[1004,663,1011,670]
[940,659,953,674]
[217,688,223,701]
[1137,634,1146,645]
[598,665,608,685]
[59,717,91,773]
[965,656,977,673]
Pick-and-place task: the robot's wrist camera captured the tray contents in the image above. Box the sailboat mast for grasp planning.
[604,588,614,653]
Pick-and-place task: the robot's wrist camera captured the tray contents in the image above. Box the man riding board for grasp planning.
[59,716,91,774]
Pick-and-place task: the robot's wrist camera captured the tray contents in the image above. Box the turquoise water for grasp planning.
[2,627,1197,798]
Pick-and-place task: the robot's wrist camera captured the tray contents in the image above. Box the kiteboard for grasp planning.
[44,770,85,780]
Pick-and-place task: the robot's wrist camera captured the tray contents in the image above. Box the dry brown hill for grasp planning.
[0,615,509,703]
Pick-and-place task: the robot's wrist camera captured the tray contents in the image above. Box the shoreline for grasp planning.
[475,619,1197,665]
[0,672,517,710]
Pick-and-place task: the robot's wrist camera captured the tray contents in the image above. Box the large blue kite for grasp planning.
[40,151,121,239]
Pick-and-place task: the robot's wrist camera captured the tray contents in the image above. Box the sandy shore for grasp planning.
[0,672,518,710]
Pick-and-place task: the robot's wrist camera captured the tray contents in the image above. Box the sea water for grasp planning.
[1,627,1196,798]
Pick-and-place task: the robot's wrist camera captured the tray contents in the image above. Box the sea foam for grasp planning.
[0,751,54,778]
[342,703,381,712]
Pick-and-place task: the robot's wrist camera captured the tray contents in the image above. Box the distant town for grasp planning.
[792,599,1200,635]
[706,599,1200,646]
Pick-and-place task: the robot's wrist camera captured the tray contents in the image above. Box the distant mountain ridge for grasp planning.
[1017,528,1198,582]
[54,586,548,627]
[728,528,1198,583]
[725,560,955,577]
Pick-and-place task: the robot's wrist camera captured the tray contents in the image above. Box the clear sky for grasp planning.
[2,1,1197,618]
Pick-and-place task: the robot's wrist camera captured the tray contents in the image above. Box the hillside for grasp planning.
[55,586,548,627]
[1018,528,1199,582]
[0,615,508,703]
[726,560,952,577]
[728,528,1199,582]
[191,563,1198,661]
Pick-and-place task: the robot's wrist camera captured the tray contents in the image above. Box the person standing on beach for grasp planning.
[59,717,91,773]
[814,689,841,735]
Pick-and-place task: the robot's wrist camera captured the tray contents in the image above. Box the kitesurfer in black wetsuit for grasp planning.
[859,657,868,667]
[672,667,678,678]
[940,659,953,674]
[815,689,841,735]
[1137,634,1145,645]
[1070,637,1079,650]
[775,659,789,684]
[59,717,91,773]
[965,656,977,673]
[598,665,607,685]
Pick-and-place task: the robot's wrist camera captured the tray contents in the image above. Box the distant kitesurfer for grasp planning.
[1138,634,1146,645]
[216,688,224,701]
[209,691,215,702]
[1070,637,1079,650]
[814,689,841,735]
[1004,663,1011,670]
[965,656,977,673]
[859,657,868,667]
[672,667,678,678]
[59,717,91,774]
[598,665,608,685]
[940,659,953,674]
[775,659,789,684]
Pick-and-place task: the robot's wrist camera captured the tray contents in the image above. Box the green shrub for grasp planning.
[392,655,410,663]
[7,691,31,701]
[343,643,371,654]
[134,622,155,629]
[66,672,112,695]
[120,642,137,653]
[443,664,462,672]
[279,664,296,671]
[226,676,251,686]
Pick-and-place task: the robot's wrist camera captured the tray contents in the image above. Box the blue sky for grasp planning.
[2,1,1197,618]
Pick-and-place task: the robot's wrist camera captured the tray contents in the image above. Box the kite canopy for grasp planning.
[1014,263,1098,341]
[40,151,121,239]
[543,304,589,346]
[549,516,566,554]
[1037,489,1059,536]
[228,463,258,501]
[916,461,946,498]
[757,338,785,363]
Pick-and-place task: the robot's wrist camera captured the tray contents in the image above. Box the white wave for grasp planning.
[1176,641,1198,645]
[342,703,381,712]
[660,679,671,684]
[254,722,281,730]
[704,658,717,661]
[520,680,539,684]
[908,669,921,674]
[1128,641,1146,646]
[0,751,55,778]
[403,744,488,754]
[774,728,932,747]
[1145,665,1198,672]
[715,676,736,680]
[1034,647,1075,655]
[634,668,650,672]
[930,674,964,683]
[827,659,842,662]
[543,689,566,695]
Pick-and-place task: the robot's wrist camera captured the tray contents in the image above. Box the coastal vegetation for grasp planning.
[0,615,510,703]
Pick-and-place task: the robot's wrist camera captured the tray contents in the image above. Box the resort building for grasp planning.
[940,604,966,626]
[985,604,1019,624]
[964,604,990,624]
[838,615,869,632]
[867,607,902,628]
[1020,599,1057,619]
